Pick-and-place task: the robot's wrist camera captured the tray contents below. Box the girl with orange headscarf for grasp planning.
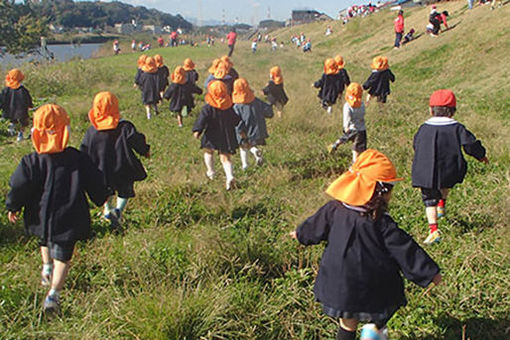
[362,56,395,106]
[81,92,150,227]
[192,80,246,190]
[137,56,161,119]
[313,58,351,114]
[163,66,203,127]
[183,58,199,84]
[7,103,109,315]
[133,54,147,88]
[262,66,288,118]
[1,69,33,141]
[154,54,169,99]
[232,78,274,170]
[220,55,239,81]
[204,60,234,95]
[290,149,441,340]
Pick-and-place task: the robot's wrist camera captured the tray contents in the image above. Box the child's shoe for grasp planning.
[43,293,60,316]
[16,132,24,142]
[360,324,380,340]
[206,171,215,180]
[146,112,152,120]
[424,230,441,245]
[104,209,121,229]
[255,150,264,166]
[7,123,16,136]
[226,178,236,191]
[327,106,332,114]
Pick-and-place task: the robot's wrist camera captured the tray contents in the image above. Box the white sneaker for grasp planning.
[360,324,380,340]
[226,178,235,191]
[206,171,215,180]
[146,113,152,120]
[16,132,24,142]
[43,293,60,316]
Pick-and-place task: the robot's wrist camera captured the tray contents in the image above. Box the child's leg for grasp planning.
[240,146,249,170]
[153,103,159,115]
[51,259,71,292]
[204,149,215,179]
[177,113,183,128]
[337,318,358,340]
[219,153,235,189]
[145,105,151,119]
[437,188,450,218]
[103,195,115,217]
[40,243,53,286]
[116,196,129,214]
[422,188,442,244]
[43,242,75,313]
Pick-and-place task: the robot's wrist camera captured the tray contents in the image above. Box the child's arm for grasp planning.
[343,69,351,87]
[126,123,150,157]
[459,125,487,162]
[25,89,33,109]
[162,85,173,100]
[362,73,375,90]
[260,100,274,118]
[388,69,396,82]
[80,153,110,207]
[262,83,270,96]
[192,107,208,138]
[313,75,324,89]
[6,158,32,220]
[192,84,203,95]
[291,202,333,246]
[343,104,351,133]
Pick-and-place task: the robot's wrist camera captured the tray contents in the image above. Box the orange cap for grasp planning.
[270,66,283,85]
[371,56,389,71]
[206,80,233,110]
[334,55,345,69]
[88,91,120,131]
[345,83,363,108]
[31,104,70,154]
[208,58,221,74]
[429,89,456,107]
[232,78,255,104]
[214,61,228,79]
[325,149,403,206]
[324,58,339,75]
[142,57,158,73]
[183,58,195,71]
[5,69,24,89]
[220,55,233,73]
[154,54,164,68]
[137,55,147,68]
[171,66,187,85]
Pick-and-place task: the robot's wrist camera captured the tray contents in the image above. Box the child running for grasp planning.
[133,55,147,88]
[363,56,395,106]
[328,83,366,163]
[138,56,160,119]
[232,78,273,170]
[204,61,234,95]
[183,58,199,85]
[262,66,288,118]
[6,104,108,315]
[334,55,351,103]
[163,66,203,127]
[81,92,151,228]
[221,56,239,81]
[313,58,348,114]
[412,89,488,244]
[154,54,169,99]
[192,80,246,190]
[1,69,33,142]
[290,149,441,340]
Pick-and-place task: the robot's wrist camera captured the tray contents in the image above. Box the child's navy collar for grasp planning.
[425,117,458,126]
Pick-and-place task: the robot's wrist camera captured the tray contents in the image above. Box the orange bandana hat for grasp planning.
[88,91,120,131]
[324,58,339,75]
[214,61,228,79]
[325,149,403,206]
[208,58,221,74]
[183,58,195,71]
[5,69,24,89]
[345,83,363,108]
[270,66,283,85]
[137,55,147,69]
[154,54,164,68]
[206,80,233,110]
[334,55,345,69]
[232,78,255,104]
[31,104,70,154]
[371,56,388,71]
[142,57,158,73]
[220,55,233,73]
[171,66,187,85]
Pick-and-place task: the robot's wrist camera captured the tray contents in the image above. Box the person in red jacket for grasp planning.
[394,10,404,49]
[226,28,237,57]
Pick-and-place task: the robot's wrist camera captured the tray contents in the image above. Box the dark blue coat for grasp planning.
[233,98,273,145]
[163,82,203,113]
[1,85,33,122]
[262,81,288,107]
[314,71,350,106]
[363,69,395,97]
[138,72,160,105]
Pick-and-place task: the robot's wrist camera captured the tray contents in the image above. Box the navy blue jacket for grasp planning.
[363,69,395,97]
[314,71,350,106]
[1,85,33,121]
[163,82,203,113]
[262,81,288,107]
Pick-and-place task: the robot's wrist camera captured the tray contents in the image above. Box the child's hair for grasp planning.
[431,106,456,117]
[362,182,393,221]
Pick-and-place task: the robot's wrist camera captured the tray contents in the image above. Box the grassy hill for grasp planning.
[0,2,509,339]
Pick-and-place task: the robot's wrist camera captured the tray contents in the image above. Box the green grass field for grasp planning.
[0,2,509,339]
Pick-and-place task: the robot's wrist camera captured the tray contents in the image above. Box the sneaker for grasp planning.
[424,230,441,245]
[206,171,215,180]
[327,106,332,114]
[327,144,337,154]
[43,294,60,316]
[146,113,152,120]
[226,178,236,191]
[16,132,24,142]
[104,209,121,229]
[256,157,264,166]
[7,124,16,136]
[360,324,380,340]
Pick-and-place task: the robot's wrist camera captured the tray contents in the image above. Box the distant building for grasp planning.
[291,10,332,25]
[259,19,285,29]
[142,25,162,34]
[115,23,137,34]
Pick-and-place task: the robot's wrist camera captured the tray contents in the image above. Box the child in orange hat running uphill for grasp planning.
[334,55,351,105]
[1,69,33,141]
[81,92,150,228]
[313,58,349,114]
[137,56,160,119]
[363,56,395,106]
[412,89,488,245]
[262,66,288,118]
[6,104,109,315]
[133,54,147,88]
[232,78,273,170]
[290,149,441,340]
[154,54,169,100]
[183,58,199,85]
[192,80,246,190]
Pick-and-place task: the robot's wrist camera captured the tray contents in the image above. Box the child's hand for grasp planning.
[289,231,297,240]
[133,84,137,88]
[193,131,201,139]
[480,157,489,164]
[432,273,442,286]
[7,211,18,223]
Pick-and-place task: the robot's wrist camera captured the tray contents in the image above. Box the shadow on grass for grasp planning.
[447,213,496,233]
[282,151,349,181]
[0,221,30,248]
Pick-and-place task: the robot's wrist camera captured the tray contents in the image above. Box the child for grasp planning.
[232,78,273,170]
[133,54,147,89]
[163,66,203,127]
[154,54,169,99]
[138,56,160,119]
[412,89,488,244]
[251,39,257,53]
[262,66,288,118]
[402,28,415,45]
[328,83,366,163]
[204,61,234,95]
[221,56,239,81]
[303,39,312,52]
[183,58,199,85]
[334,55,351,105]
[1,69,33,142]
[192,80,246,190]
[363,56,395,105]
[313,58,348,114]
[290,149,442,340]
[81,91,150,227]
[6,104,108,315]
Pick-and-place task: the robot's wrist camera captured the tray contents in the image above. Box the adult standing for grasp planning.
[394,10,404,49]
[226,28,237,57]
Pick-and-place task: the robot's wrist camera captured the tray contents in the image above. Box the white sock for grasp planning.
[104,196,114,216]
[116,197,128,212]
[204,153,214,177]
[249,146,261,160]
[327,106,332,114]
[42,263,53,275]
[352,150,357,163]
[221,159,234,182]
[48,288,60,298]
[240,148,249,169]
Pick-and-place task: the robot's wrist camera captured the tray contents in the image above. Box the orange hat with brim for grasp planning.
[137,55,147,68]
[154,54,164,68]
[324,58,339,75]
[88,91,120,131]
[183,58,195,71]
[142,57,158,73]
[325,149,403,206]
[371,56,389,71]
[345,82,363,108]
[5,69,24,89]
[334,55,345,69]
[208,58,221,74]
[270,66,283,85]
[31,104,70,154]
[232,78,255,104]
[171,66,187,85]
[221,55,233,73]
[214,61,228,79]
[429,89,456,107]
[206,80,232,110]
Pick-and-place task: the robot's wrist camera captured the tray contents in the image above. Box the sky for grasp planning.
[97,0,361,25]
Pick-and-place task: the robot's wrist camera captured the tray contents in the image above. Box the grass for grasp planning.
[1,2,509,339]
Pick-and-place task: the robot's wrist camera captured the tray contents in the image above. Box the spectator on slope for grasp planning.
[113,40,120,55]
[131,39,136,51]
[394,10,404,49]
[232,78,273,170]
[226,28,237,57]
[170,31,179,47]
[154,54,169,99]
[251,39,258,53]
[157,35,164,47]
[290,149,441,340]
[363,56,395,106]
[7,104,109,316]
[138,56,160,119]
[303,39,312,52]
[262,66,288,118]
[192,80,246,190]
[81,92,150,228]
[313,58,346,114]
[412,90,488,245]
[402,28,416,45]
[1,69,33,142]
[328,83,367,163]
[334,55,351,105]
[164,66,203,127]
